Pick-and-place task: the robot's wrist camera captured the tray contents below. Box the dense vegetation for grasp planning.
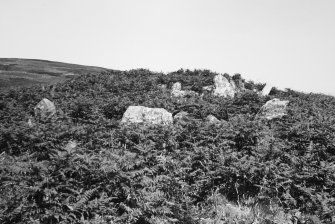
[0,69,334,223]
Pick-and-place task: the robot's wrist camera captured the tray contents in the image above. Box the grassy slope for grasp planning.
[0,58,108,88]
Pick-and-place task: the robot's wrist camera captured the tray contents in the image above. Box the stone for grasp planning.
[173,111,190,123]
[121,106,173,125]
[230,79,237,92]
[185,90,198,97]
[232,74,245,90]
[231,79,245,96]
[206,115,220,124]
[171,82,184,97]
[34,98,56,118]
[261,84,273,96]
[64,140,77,151]
[158,84,167,90]
[171,82,198,97]
[256,98,289,120]
[203,85,214,92]
[213,74,235,98]
[27,118,34,127]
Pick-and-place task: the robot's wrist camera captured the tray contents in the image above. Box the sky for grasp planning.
[1,0,335,95]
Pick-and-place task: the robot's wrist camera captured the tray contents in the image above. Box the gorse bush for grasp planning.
[0,69,334,223]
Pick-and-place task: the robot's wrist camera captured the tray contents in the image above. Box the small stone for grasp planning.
[34,98,56,118]
[206,115,220,124]
[203,85,214,92]
[64,140,77,151]
[27,118,34,127]
[171,82,198,97]
[158,84,167,90]
[174,111,190,122]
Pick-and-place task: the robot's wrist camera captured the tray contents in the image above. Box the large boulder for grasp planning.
[34,98,56,118]
[256,98,289,120]
[213,74,235,98]
[121,106,173,125]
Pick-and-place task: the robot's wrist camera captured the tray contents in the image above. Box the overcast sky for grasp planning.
[1,0,335,94]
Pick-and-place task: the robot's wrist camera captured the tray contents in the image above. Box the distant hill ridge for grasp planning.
[0,58,108,88]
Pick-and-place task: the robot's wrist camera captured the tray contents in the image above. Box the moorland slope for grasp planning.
[0,58,108,88]
[0,69,334,223]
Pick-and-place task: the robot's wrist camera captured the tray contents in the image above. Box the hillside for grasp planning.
[0,58,108,88]
[0,69,334,224]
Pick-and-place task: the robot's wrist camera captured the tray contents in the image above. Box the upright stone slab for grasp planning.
[256,98,289,120]
[171,82,185,97]
[261,84,273,96]
[213,74,235,98]
[232,74,245,92]
[121,106,173,125]
[34,98,56,118]
[230,80,237,92]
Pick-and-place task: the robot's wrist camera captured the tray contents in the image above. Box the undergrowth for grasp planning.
[0,69,334,223]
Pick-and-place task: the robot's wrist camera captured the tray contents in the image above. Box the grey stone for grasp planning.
[206,115,220,124]
[27,118,34,127]
[171,82,198,97]
[230,79,237,92]
[121,106,173,125]
[173,111,190,123]
[261,84,273,96]
[158,84,167,90]
[64,140,77,151]
[256,98,289,120]
[34,98,56,118]
[171,82,184,97]
[213,74,235,98]
[203,85,214,92]
[232,75,245,90]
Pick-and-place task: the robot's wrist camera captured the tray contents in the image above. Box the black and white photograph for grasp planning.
[0,0,335,223]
